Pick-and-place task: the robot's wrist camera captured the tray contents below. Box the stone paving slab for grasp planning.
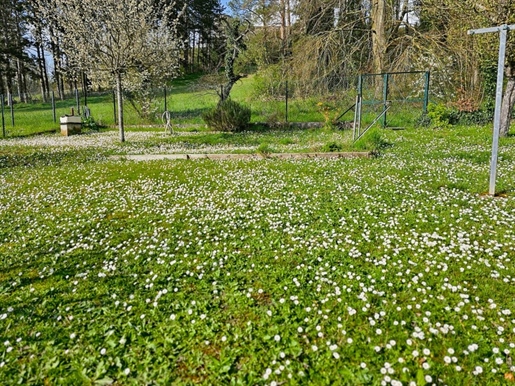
[111,152,372,162]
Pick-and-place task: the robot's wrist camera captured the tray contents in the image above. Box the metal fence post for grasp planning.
[382,73,389,128]
[75,88,80,115]
[1,95,5,137]
[352,95,359,141]
[357,75,363,137]
[9,94,14,127]
[285,80,289,123]
[423,71,430,113]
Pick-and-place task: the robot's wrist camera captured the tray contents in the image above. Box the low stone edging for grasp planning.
[111,152,372,162]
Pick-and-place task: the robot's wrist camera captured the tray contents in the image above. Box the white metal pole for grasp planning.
[489,27,508,195]
[468,24,515,195]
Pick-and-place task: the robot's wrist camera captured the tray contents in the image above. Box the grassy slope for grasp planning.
[1,125,515,384]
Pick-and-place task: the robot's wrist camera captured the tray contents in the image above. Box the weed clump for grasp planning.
[321,141,343,152]
[354,128,389,152]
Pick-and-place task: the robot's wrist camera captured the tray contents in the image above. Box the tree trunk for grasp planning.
[371,0,386,97]
[16,59,24,103]
[36,43,47,102]
[371,0,386,74]
[197,34,201,69]
[22,72,29,102]
[49,29,64,100]
[500,64,515,137]
[280,0,286,42]
[5,61,13,105]
[191,31,196,73]
[218,19,248,105]
[82,72,88,106]
[220,50,243,104]
[40,32,50,101]
[116,72,125,142]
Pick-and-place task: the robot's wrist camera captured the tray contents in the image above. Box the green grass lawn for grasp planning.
[0,126,372,158]
[1,125,515,384]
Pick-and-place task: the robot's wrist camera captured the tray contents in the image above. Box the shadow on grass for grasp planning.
[170,107,213,120]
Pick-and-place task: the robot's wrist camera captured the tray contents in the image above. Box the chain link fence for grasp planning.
[1,71,430,137]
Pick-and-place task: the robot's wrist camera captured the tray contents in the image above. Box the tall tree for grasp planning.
[172,0,225,72]
[0,0,33,101]
[47,0,184,142]
[288,0,371,95]
[229,0,286,67]
[219,17,251,103]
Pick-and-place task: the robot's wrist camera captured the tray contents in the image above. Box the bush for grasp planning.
[452,110,493,126]
[202,99,251,132]
[418,103,493,128]
[425,103,457,129]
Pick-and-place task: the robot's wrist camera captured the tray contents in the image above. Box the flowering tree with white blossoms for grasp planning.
[50,0,184,142]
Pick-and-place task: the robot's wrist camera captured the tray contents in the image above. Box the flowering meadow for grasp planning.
[1,126,515,385]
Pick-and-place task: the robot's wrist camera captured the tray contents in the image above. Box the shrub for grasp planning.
[426,103,457,129]
[452,110,493,126]
[202,99,251,132]
[415,112,432,128]
[420,103,493,128]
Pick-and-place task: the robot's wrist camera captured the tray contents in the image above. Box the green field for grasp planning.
[1,124,515,385]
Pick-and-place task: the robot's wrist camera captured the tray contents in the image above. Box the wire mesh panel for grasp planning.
[248,76,360,125]
[358,71,430,129]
